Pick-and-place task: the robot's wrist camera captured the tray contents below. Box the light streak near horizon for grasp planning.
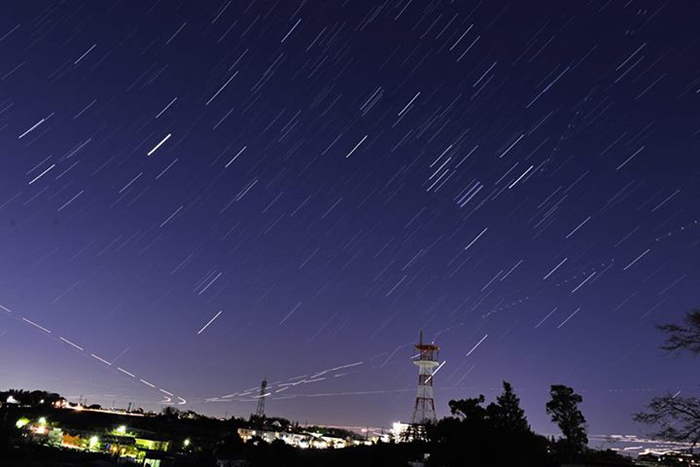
[1,2,697,433]
[1,301,184,405]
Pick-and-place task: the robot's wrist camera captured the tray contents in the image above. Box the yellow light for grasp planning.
[15,417,30,428]
[183,438,191,447]
[89,436,99,448]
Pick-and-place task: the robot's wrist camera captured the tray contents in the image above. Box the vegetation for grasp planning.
[0,381,640,466]
[635,308,700,448]
[490,381,530,432]
[546,384,588,460]
[657,308,700,355]
[428,381,556,466]
[635,396,700,446]
[0,389,63,407]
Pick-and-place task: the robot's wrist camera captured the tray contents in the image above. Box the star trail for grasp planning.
[0,0,699,438]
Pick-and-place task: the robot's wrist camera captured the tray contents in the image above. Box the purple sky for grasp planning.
[1,0,699,437]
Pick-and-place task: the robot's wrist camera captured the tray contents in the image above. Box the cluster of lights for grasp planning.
[15,417,198,455]
[15,417,51,435]
[15,417,48,429]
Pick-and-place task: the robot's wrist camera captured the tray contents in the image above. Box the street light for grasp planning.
[183,438,191,447]
[116,425,126,434]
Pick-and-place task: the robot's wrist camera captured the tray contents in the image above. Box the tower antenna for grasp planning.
[406,331,439,441]
[255,377,268,419]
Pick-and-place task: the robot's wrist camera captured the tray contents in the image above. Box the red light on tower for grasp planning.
[407,331,439,440]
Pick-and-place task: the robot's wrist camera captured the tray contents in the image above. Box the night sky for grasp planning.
[1,0,699,439]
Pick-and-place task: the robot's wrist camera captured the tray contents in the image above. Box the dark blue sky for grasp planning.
[1,0,699,438]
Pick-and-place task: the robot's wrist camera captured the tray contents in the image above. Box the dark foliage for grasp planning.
[428,382,556,466]
[0,385,617,467]
[546,385,588,460]
[0,389,63,407]
[217,435,423,467]
[658,308,700,355]
[636,308,700,449]
[215,432,246,460]
[488,381,530,433]
[635,394,700,447]
[162,405,181,417]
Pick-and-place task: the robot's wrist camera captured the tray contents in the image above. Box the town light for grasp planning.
[117,425,126,434]
[89,436,99,448]
[15,417,30,428]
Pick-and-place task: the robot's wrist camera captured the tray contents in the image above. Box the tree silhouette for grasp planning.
[0,389,62,406]
[161,406,180,418]
[546,385,588,456]
[431,386,555,466]
[636,308,700,447]
[448,395,486,422]
[488,381,530,433]
[214,432,245,461]
[635,395,700,447]
[658,308,700,355]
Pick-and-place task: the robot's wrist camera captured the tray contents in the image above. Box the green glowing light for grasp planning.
[15,417,30,429]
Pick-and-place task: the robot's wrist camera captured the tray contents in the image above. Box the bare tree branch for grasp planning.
[634,394,700,447]
[658,309,700,355]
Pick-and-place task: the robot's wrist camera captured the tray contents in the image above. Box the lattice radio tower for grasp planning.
[255,377,268,418]
[406,331,439,441]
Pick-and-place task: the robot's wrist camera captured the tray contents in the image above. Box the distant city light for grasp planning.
[117,425,126,434]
